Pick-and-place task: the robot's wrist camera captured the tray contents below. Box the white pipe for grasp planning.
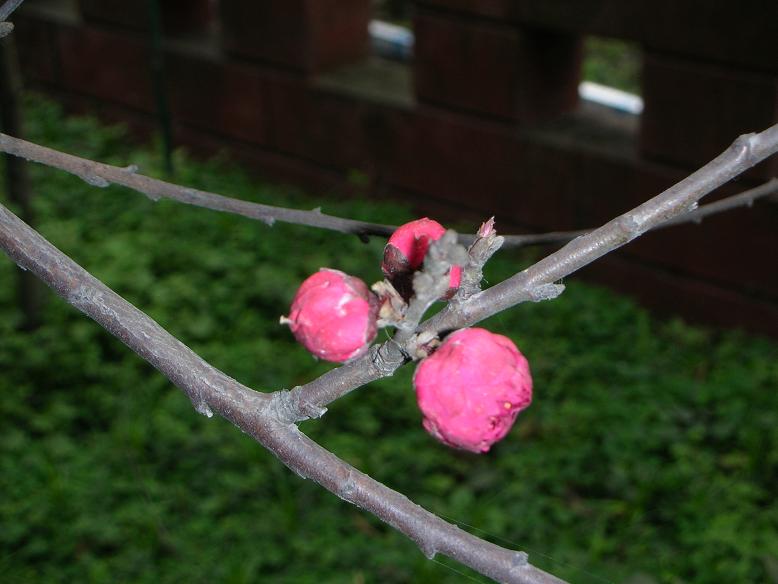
[369,20,414,61]
[578,81,643,114]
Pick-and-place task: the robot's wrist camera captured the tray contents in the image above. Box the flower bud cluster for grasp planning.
[281,217,532,452]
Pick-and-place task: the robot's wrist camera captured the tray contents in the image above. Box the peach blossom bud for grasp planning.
[282,269,378,363]
[381,217,462,299]
[477,216,496,239]
[413,328,532,453]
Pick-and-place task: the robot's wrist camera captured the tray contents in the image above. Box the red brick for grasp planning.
[572,151,655,226]
[79,0,213,34]
[416,0,778,72]
[79,0,146,31]
[581,253,778,337]
[265,77,371,169]
[219,0,369,73]
[57,25,153,112]
[641,1,778,74]
[11,14,60,85]
[416,0,636,36]
[627,199,778,301]
[385,106,581,229]
[414,8,581,122]
[640,52,778,180]
[171,123,349,196]
[165,49,271,146]
[417,0,514,19]
[572,146,778,299]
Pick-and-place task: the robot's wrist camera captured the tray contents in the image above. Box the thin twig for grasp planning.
[290,125,778,419]
[498,178,778,249]
[428,125,778,333]
[660,177,778,227]
[0,132,397,239]
[0,0,24,22]
[456,217,505,300]
[0,201,566,584]
[0,133,774,250]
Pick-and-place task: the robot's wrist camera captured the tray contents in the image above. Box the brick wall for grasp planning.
[10,0,778,336]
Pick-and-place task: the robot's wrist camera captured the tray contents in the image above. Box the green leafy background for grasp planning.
[1,98,776,583]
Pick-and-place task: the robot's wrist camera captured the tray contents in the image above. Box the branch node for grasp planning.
[456,217,505,300]
[337,469,357,500]
[413,536,438,560]
[0,21,13,38]
[269,387,327,425]
[733,132,758,166]
[370,342,405,376]
[193,400,214,418]
[68,283,103,309]
[528,283,565,303]
[511,551,530,570]
[618,215,643,239]
[79,173,110,188]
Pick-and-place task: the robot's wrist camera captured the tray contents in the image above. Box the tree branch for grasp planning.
[0,0,24,22]
[428,125,778,333]
[289,125,778,419]
[660,177,778,227]
[1,132,773,251]
[0,132,397,239]
[497,177,778,249]
[456,217,505,300]
[0,0,24,38]
[0,201,565,584]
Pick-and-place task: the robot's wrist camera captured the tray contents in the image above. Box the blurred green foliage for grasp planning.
[583,37,642,95]
[1,97,776,583]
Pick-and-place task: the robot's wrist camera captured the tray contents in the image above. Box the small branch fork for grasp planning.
[0,132,775,249]
[1,123,776,583]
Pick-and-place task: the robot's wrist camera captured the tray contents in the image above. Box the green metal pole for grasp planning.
[147,0,174,175]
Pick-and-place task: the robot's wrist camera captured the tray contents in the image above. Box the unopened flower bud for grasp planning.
[413,328,532,453]
[282,269,378,363]
[381,218,462,299]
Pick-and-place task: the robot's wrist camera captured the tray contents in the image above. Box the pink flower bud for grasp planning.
[477,216,496,239]
[413,328,532,453]
[283,269,378,363]
[381,217,462,299]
